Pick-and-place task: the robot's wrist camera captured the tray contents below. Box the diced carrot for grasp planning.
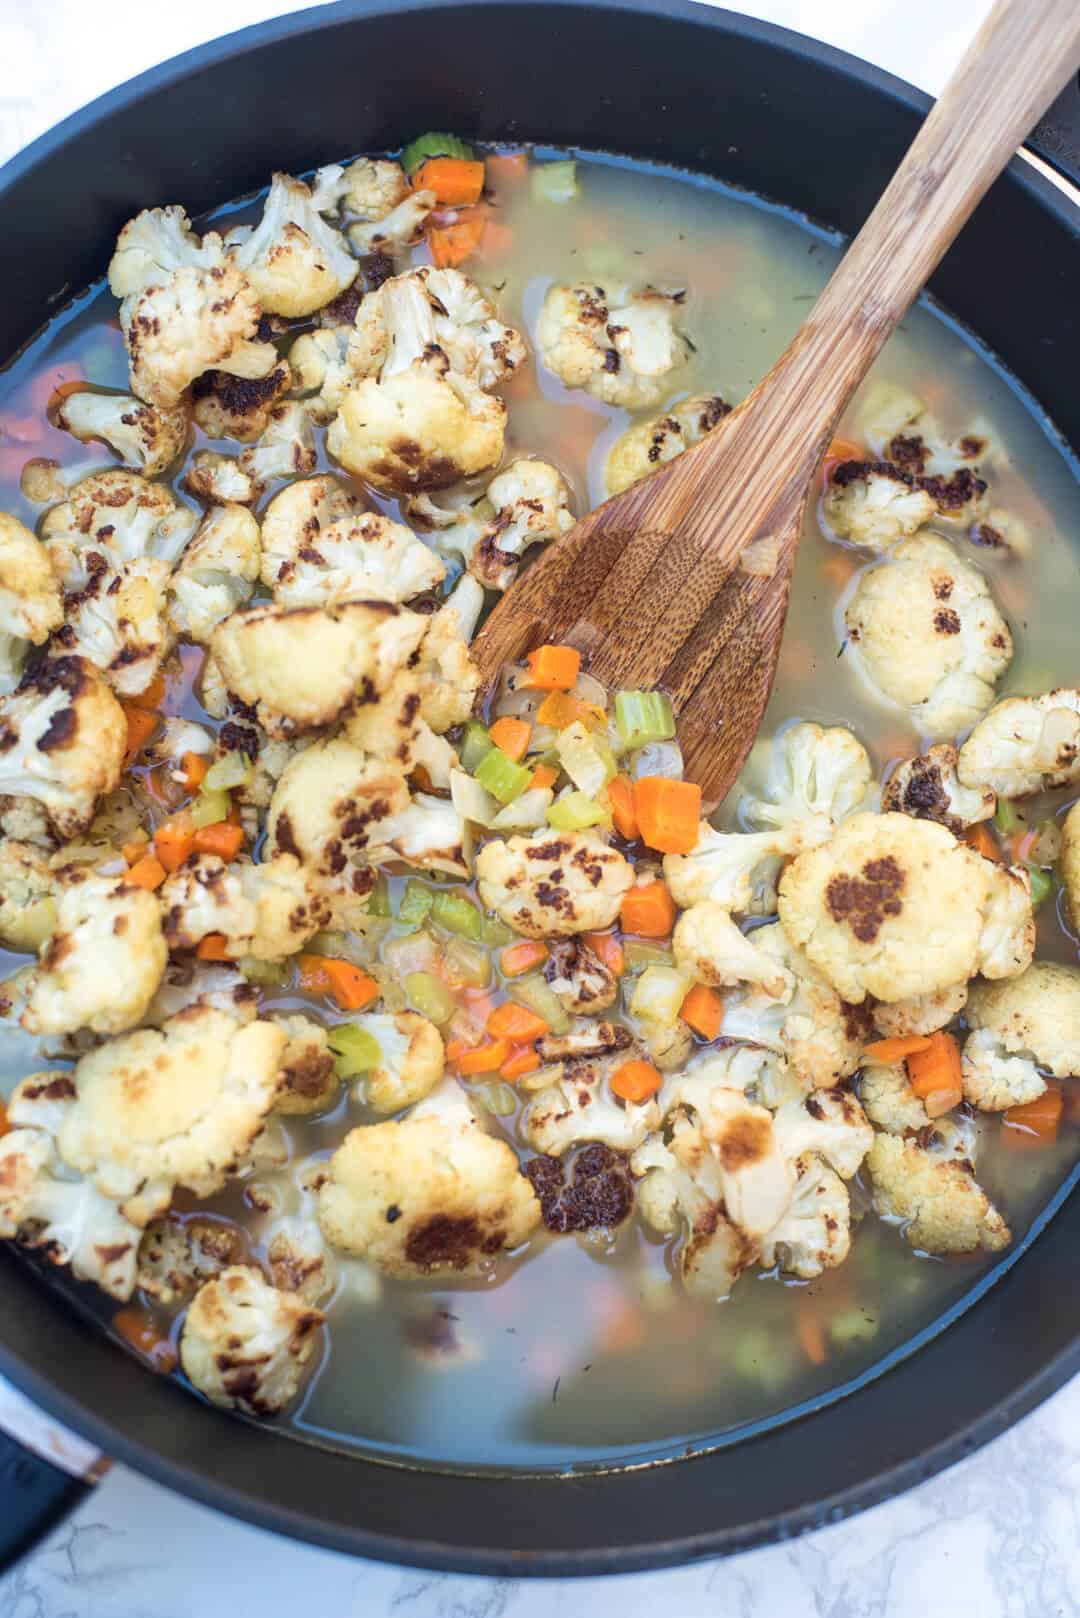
[488,716,532,762]
[964,822,1002,863]
[486,151,529,182]
[526,644,581,691]
[136,671,167,710]
[906,1032,963,1119]
[607,774,639,840]
[414,157,486,206]
[680,983,724,1041]
[122,703,158,767]
[444,1037,475,1064]
[1002,1083,1063,1146]
[112,1307,179,1373]
[796,1299,827,1365]
[182,751,208,790]
[487,1001,549,1042]
[620,878,676,938]
[322,959,381,1012]
[122,836,149,864]
[428,206,487,268]
[583,930,624,976]
[610,1058,662,1103]
[821,436,864,489]
[633,776,702,855]
[191,821,245,862]
[456,1038,512,1075]
[863,1034,935,1064]
[0,1098,10,1138]
[500,940,550,977]
[195,933,232,961]
[530,763,559,790]
[535,690,605,729]
[501,1044,540,1080]
[154,812,196,872]
[124,853,166,892]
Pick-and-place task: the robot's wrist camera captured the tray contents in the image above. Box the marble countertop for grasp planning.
[0,0,1077,1612]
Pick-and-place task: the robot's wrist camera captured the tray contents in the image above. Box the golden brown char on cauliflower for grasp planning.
[227,172,357,318]
[40,468,196,590]
[605,392,730,495]
[957,690,1080,797]
[777,811,1032,1004]
[191,362,293,442]
[542,935,619,1015]
[0,513,64,693]
[672,901,792,997]
[350,1011,445,1113]
[406,458,574,592]
[159,851,330,960]
[882,743,995,836]
[270,1013,338,1116]
[347,266,525,393]
[136,1213,247,1303]
[822,459,936,550]
[262,508,444,609]
[0,840,57,952]
[537,281,690,408]
[866,1125,1010,1254]
[476,830,633,938]
[179,1265,324,1416]
[236,401,317,494]
[167,503,261,644]
[0,657,127,840]
[182,449,257,506]
[52,389,189,478]
[963,961,1080,1110]
[871,980,969,1039]
[844,533,1012,738]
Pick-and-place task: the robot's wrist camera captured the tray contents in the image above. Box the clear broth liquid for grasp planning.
[1,152,1077,1472]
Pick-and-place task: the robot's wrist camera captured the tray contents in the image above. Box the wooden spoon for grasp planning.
[473,0,1080,803]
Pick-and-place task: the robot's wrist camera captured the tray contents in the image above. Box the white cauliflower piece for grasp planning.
[56,1007,287,1224]
[182,450,257,506]
[236,401,317,494]
[258,472,364,572]
[844,533,1012,738]
[350,1011,445,1113]
[965,959,1080,1088]
[605,392,730,495]
[1062,800,1080,930]
[859,1061,930,1133]
[107,205,278,407]
[976,860,1035,980]
[55,556,173,700]
[822,460,935,550]
[52,389,188,477]
[663,824,788,915]
[521,1055,659,1155]
[347,189,437,255]
[348,267,525,393]
[957,691,1080,797]
[871,981,969,1039]
[159,852,330,961]
[317,1083,541,1276]
[476,830,633,938]
[22,871,166,1036]
[0,657,126,840]
[262,508,444,609]
[265,1216,337,1305]
[537,281,690,408]
[40,469,197,590]
[141,716,213,771]
[630,1117,761,1297]
[882,743,995,835]
[311,157,411,221]
[271,1013,338,1116]
[740,722,873,852]
[867,1127,1010,1254]
[406,458,574,591]
[136,1213,246,1303]
[770,1088,874,1180]
[288,327,355,424]
[759,1153,851,1279]
[167,503,261,644]
[180,1266,324,1416]
[960,1026,1046,1112]
[344,664,457,787]
[0,839,57,952]
[412,603,480,731]
[672,902,793,997]
[0,513,64,693]
[656,1043,793,1115]
[542,936,619,1015]
[191,361,293,442]
[142,959,257,1027]
[228,172,358,317]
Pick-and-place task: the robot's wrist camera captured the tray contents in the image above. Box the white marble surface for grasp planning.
[0,0,1077,1610]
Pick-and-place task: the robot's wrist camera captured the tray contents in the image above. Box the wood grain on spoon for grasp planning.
[473,0,1080,804]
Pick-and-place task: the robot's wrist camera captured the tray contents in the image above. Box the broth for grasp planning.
[0,150,1077,1472]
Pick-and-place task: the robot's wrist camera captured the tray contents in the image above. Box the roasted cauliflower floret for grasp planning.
[191,362,293,442]
[136,1212,246,1303]
[0,658,126,841]
[0,513,64,693]
[956,690,1080,797]
[350,1011,445,1113]
[52,389,188,477]
[859,1061,930,1133]
[0,840,57,952]
[22,871,166,1036]
[770,1088,874,1180]
[235,401,317,494]
[740,722,872,852]
[961,1026,1047,1112]
[882,743,995,835]
[672,901,792,997]
[871,981,968,1040]
[962,961,1080,1114]
[271,1013,338,1116]
[822,460,935,549]
[55,555,173,700]
[264,1217,337,1305]
[347,189,436,256]
[406,458,574,591]
[180,1266,324,1416]
[167,502,261,644]
[258,471,363,565]
[227,172,358,318]
[1063,799,1080,929]
[413,602,480,731]
[542,935,619,1015]
[261,508,444,609]
[778,812,1032,1004]
[522,1047,659,1156]
[107,205,278,407]
[288,327,355,424]
[759,1153,852,1280]
[537,281,690,408]
[182,449,257,506]
[867,1127,1010,1254]
[630,1116,761,1298]
[159,852,330,961]
[476,830,633,938]
[40,468,196,591]
[663,825,788,915]
[56,1007,287,1224]
[311,156,411,221]
[347,266,525,393]
[317,1083,541,1276]
[210,600,427,737]
[142,959,257,1027]
[843,533,1012,738]
[605,392,730,495]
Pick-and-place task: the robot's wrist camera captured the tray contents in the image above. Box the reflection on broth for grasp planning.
[0,148,1077,1472]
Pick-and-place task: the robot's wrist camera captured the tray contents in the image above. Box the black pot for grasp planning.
[1,0,1077,1577]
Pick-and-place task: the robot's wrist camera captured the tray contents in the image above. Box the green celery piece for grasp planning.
[327,1024,382,1077]
[1026,863,1053,907]
[460,721,495,774]
[614,690,675,751]
[405,971,457,1025]
[475,1082,518,1116]
[531,160,579,203]
[475,746,533,804]
[509,972,570,1035]
[443,934,492,989]
[623,938,674,972]
[204,751,252,791]
[401,132,475,176]
[482,915,515,947]
[546,791,608,830]
[993,799,1020,836]
[238,955,287,987]
[430,889,483,940]
[398,880,435,927]
[368,873,392,917]
[190,786,230,828]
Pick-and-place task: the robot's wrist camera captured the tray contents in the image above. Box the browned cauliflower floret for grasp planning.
[542,935,619,1015]
[317,1082,541,1277]
[270,1013,338,1115]
[347,266,525,393]
[871,981,969,1040]
[777,812,1032,1004]
[167,503,261,644]
[226,172,358,317]
[107,206,279,407]
[235,401,317,494]
[962,962,1080,1113]
[882,743,995,835]
[345,190,436,256]
[0,513,64,694]
[859,1061,930,1133]
[258,472,364,572]
[287,327,355,424]
[1063,800,1080,929]
[179,1266,324,1416]
[859,382,993,526]
[844,534,1012,738]
[0,840,57,952]
[759,1153,852,1280]
[182,449,257,506]
[159,852,330,960]
[191,362,293,442]
[22,871,166,1036]
[866,1126,1010,1254]
[142,959,257,1027]
[0,658,126,841]
[672,901,792,997]
[52,389,189,477]
[55,1007,287,1224]
[957,691,1080,797]
[348,1011,445,1113]
[261,507,443,609]
[537,281,690,408]
[769,1088,874,1180]
[822,460,936,550]
[136,1213,247,1303]
[40,468,196,589]
[605,392,730,495]
[476,830,633,938]
[406,458,574,591]
[310,157,411,221]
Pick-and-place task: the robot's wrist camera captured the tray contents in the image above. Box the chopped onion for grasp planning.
[630,740,684,780]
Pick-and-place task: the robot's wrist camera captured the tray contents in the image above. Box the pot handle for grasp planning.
[1027,72,1080,187]
[0,1376,105,1572]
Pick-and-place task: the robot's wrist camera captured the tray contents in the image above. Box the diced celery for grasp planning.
[509,972,570,1035]
[482,915,515,947]
[204,751,253,791]
[993,799,1021,836]
[238,955,288,987]
[405,971,457,1025]
[327,1024,383,1077]
[474,1082,519,1116]
[1030,818,1061,865]
[307,929,348,956]
[630,963,690,1024]
[430,890,483,940]
[731,1326,799,1391]
[1026,863,1054,907]
[623,939,675,972]
[443,934,492,989]
[190,786,230,827]
[400,131,475,176]
[398,879,434,927]
[556,721,617,797]
[475,746,533,804]
[546,791,609,830]
[368,873,392,917]
[615,690,676,751]
[827,1305,881,1348]
[460,721,495,774]
[532,160,579,204]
